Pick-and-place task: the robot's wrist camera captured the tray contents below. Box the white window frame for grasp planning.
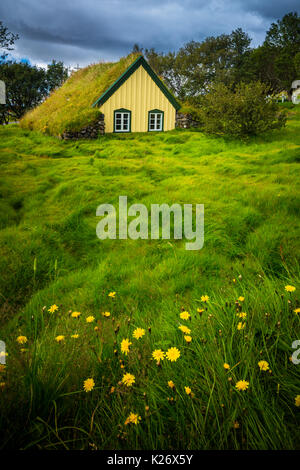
[114,111,130,132]
[149,112,163,131]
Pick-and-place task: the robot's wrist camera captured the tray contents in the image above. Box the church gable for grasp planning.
[92,55,180,111]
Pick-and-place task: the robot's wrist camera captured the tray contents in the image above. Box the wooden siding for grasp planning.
[99,65,176,133]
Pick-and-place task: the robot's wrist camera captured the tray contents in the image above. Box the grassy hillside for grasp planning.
[0,106,299,450]
[20,53,141,136]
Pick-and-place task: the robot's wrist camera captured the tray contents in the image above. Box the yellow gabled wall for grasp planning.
[99,65,176,133]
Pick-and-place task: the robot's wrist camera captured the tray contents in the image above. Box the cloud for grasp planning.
[231,0,299,19]
[0,0,299,67]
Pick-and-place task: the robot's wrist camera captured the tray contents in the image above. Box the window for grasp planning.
[148,110,164,131]
[114,109,131,132]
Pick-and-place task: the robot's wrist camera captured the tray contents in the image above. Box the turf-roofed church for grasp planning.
[20,54,181,138]
[92,55,180,133]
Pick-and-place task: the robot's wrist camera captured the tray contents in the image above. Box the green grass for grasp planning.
[0,106,299,450]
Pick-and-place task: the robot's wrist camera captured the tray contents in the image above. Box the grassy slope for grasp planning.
[0,107,299,449]
[20,53,141,136]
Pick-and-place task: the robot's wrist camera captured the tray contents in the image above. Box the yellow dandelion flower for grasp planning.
[16,336,28,345]
[233,278,236,283]
[235,380,249,391]
[237,312,247,319]
[102,311,111,317]
[178,325,191,334]
[295,395,300,407]
[201,295,209,302]
[110,386,115,394]
[166,347,180,362]
[233,421,240,429]
[258,360,269,371]
[237,322,246,330]
[293,308,300,314]
[124,412,141,425]
[108,291,116,298]
[152,349,165,364]
[184,335,192,343]
[121,338,132,355]
[185,386,192,395]
[223,363,230,370]
[285,285,296,292]
[71,334,79,339]
[86,316,95,323]
[83,378,95,392]
[180,311,190,320]
[238,296,245,302]
[168,380,175,389]
[122,373,135,387]
[55,335,65,343]
[94,326,99,331]
[71,311,81,318]
[197,308,204,314]
[133,328,145,340]
[48,304,58,313]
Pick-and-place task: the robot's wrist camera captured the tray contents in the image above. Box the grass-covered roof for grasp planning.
[20,53,142,136]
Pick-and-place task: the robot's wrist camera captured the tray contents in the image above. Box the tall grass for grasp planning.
[0,107,299,449]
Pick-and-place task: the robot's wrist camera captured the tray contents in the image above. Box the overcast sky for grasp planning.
[1,0,299,68]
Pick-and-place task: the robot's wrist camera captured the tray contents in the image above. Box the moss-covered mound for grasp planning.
[20,53,141,137]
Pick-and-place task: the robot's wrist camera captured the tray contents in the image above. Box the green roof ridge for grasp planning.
[91,55,143,108]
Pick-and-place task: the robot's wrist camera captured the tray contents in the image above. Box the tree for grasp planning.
[131,44,143,54]
[46,60,68,92]
[264,12,300,51]
[170,34,235,98]
[0,58,69,124]
[198,81,286,137]
[295,52,300,76]
[0,21,19,61]
[146,28,252,101]
[145,48,185,98]
[0,62,47,122]
[229,28,252,83]
[256,12,300,96]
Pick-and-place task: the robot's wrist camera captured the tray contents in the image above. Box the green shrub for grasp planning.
[199,82,287,137]
[179,103,202,123]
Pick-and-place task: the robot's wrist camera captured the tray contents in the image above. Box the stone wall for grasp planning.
[175,112,200,129]
[61,114,105,140]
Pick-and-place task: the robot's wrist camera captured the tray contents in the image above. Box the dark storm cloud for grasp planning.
[231,0,299,19]
[0,0,299,67]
